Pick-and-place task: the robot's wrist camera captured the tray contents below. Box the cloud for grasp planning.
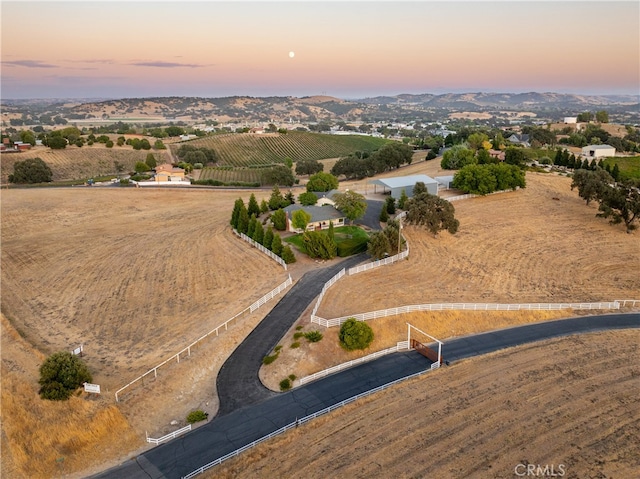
[2,60,57,68]
[130,60,206,68]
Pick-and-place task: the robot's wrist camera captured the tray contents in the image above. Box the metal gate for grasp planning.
[411,339,441,363]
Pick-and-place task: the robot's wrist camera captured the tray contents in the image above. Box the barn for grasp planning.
[581,144,616,159]
[369,174,438,199]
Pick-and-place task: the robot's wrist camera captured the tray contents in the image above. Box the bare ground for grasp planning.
[214,330,640,479]
[1,164,639,478]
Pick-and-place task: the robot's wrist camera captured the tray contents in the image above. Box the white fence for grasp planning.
[299,340,410,385]
[115,275,293,402]
[446,188,519,202]
[181,364,437,479]
[310,268,345,318]
[147,424,192,445]
[313,301,623,328]
[348,246,409,275]
[233,229,287,270]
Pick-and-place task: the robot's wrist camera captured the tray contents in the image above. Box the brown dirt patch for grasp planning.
[215,330,640,479]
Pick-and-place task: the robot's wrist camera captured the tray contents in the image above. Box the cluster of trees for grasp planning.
[302,226,337,260]
[553,148,621,179]
[176,145,217,165]
[367,219,404,259]
[452,163,526,195]
[148,125,186,138]
[295,158,324,176]
[39,351,92,400]
[404,183,460,236]
[261,165,296,186]
[8,157,53,184]
[441,144,529,170]
[571,169,640,233]
[230,194,296,263]
[576,111,609,123]
[330,143,414,180]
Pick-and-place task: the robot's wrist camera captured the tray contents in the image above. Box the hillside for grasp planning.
[178,131,391,166]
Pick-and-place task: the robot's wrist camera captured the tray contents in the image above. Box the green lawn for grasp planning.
[284,225,369,256]
[602,156,640,180]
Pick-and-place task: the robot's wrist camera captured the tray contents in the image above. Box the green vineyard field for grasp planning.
[198,167,267,185]
[171,131,391,167]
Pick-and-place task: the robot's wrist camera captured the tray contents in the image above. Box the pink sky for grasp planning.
[1,1,638,99]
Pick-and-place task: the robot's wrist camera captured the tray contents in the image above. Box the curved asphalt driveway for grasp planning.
[92,312,639,479]
[216,252,368,417]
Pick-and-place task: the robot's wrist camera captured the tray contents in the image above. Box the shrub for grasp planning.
[304,331,323,342]
[295,325,303,331]
[279,378,292,391]
[293,332,304,340]
[186,410,208,424]
[288,374,297,381]
[262,352,279,365]
[339,318,374,351]
[274,345,283,352]
[39,351,92,401]
[290,342,300,348]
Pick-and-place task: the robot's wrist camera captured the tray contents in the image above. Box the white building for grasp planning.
[564,117,578,124]
[581,145,615,159]
[369,174,439,199]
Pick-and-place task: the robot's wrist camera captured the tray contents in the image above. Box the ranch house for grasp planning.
[283,204,346,233]
[581,144,615,159]
[154,164,186,182]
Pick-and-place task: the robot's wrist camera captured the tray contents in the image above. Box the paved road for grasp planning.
[92,312,639,479]
[216,252,368,416]
[357,199,384,231]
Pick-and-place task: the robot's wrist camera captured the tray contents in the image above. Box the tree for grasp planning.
[284,190,295,205]
[441,144,475,169]
[253,222,264,244]
[247,193,261,218]
[504,147,526,167]
[247,214,257,238]
[413,181,428,196]
[39,351,92,400]
[262,165,295,186]
[260,199,269,214]
[292,209,312,231]
[281,245,297,264]
[263,225,275,250]
[230,198,245,228]
[153,139,166,150]
[268,186,286,210]
[271,208,287,231]
[333,190,367,223]
[8,157,53,184]
[237,204,250,234]
[612,163,621,181]
[299,191,318,206]
[596,181,640,233]
[270,233,284,256]
[295,158,323,176]
[467,132,489,151]
[595,110,609,123]
[339,318,374,351]
[302,231,337,259]
[405,193,459,236]
[306,172,339,192]
[47,136,67,149]
[165,125,185,137]
[371,142,413,169]
[385,196,396,214]
[19,130,36,146]
[571,169,613,206]
[379,207,389,223]
[135,161,148,173]
[383,219,404,254]
[145,153,157,169]
[398,189,409,210]
[367,230,391,259]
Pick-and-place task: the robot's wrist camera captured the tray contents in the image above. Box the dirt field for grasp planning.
[2,162,639,478]
[215,330,640,479]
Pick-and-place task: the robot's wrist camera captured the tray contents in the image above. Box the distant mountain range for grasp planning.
[3,92,638,124]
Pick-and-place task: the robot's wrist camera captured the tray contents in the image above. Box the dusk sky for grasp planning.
[1,1,639,100]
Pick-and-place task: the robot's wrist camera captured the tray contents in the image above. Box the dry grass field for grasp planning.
[1,158,638,478]
[218,330,640,479]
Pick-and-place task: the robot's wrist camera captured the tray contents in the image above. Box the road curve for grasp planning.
[91,312,639,479]
[216,253,368,417]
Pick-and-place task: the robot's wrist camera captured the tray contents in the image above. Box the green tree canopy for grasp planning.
[405,193,459,236]
[292,209,312,231]
[248,193,261,217]
[298,191,318,206]
[145,153,157,169]
[333,190,368,223]
[295,158,324,176]
[306,172,339,192]
[39,351,92,400]
[571,169,614,206]
[441,144,475,169]
[339,318,374,351]
[367,230,392,259]
[271,208,287,230]
[302,230,337,259]
[8,157,53,184]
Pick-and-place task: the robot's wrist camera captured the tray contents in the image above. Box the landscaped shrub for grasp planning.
[288,374,296,381]
[279,378,292,391]
[38,351,92,401]
[339,318,374,351]
[293,332,304,340]
[263,352,279,365]
[290,342,300,348]
[304,331,323,343]
[186,410,208,424]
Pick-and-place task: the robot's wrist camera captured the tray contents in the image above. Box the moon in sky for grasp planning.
[289,51,295,58]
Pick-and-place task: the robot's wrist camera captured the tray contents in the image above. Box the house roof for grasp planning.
[369,174,437,189]
[434,175,454,185]
[283,204,345,223]
[584,144,615,150]
[155,163,185,173]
